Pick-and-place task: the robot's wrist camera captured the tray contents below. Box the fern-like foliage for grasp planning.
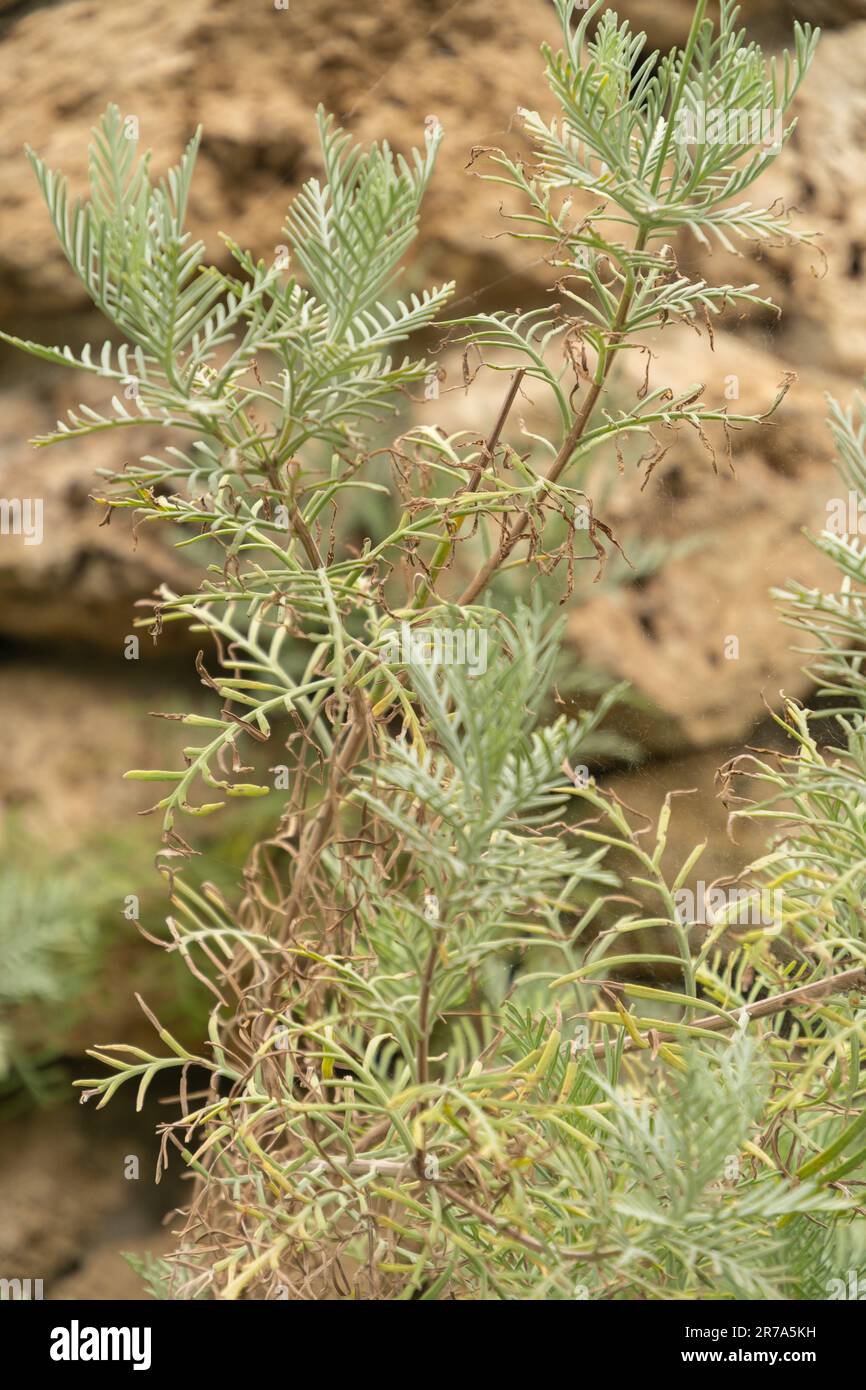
[529,0,816,248]
[730,391,866,972]
[7,1,862,1303]
[0,869,96,1103]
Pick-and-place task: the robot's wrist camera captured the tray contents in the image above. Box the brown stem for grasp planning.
[282,691,368,928]
[458,236,647,607]
[290,502,323,570]
[413,367,526,609]
[437,1183,609,1263]
[416,943,440,1089]
[282,371,529,928]
[413,942,441,1178]
[466,368,526,493]
[591,966,866,1058]
[263,454,323,569]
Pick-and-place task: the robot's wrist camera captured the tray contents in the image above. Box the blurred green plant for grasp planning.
[0,867,96,1106]
[0,788,283,1110]
[724,389,866,1062]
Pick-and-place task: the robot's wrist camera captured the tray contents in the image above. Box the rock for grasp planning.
[605,746,770,883]
[0,1102,176,1295]
[0,662,193,848]
[0,0,208,315]
[755,22,866,379]
[2,0,865,327]
[619,2,866,50]
[566,328,841,751]
[0,0,861,746]
[0,0,554,317]
[0,381,200,653]
[51,1232,176,1301]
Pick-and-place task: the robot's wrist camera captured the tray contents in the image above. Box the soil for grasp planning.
[0,1066,188,1300]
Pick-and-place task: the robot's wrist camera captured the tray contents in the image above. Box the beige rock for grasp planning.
[567,328,841,751]
[0,663,191,848]
[0,0,861,753]
[619,1,866,49]
[0,385,199,651]
[0,1105,174,1290]
[0,0,555,315]
[741,1,866,24]
[758,22,866,378]
[52,1232,176,1301]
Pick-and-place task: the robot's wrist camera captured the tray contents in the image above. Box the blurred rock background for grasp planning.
[0,0,863,1295]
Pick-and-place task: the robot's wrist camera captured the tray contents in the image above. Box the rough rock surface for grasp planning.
[0,663,192,847]
[565,331,841,751]
[0,0,864,747]
[0,1097,181,1299]
[622,2,866,50]
[0,383,198,652]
